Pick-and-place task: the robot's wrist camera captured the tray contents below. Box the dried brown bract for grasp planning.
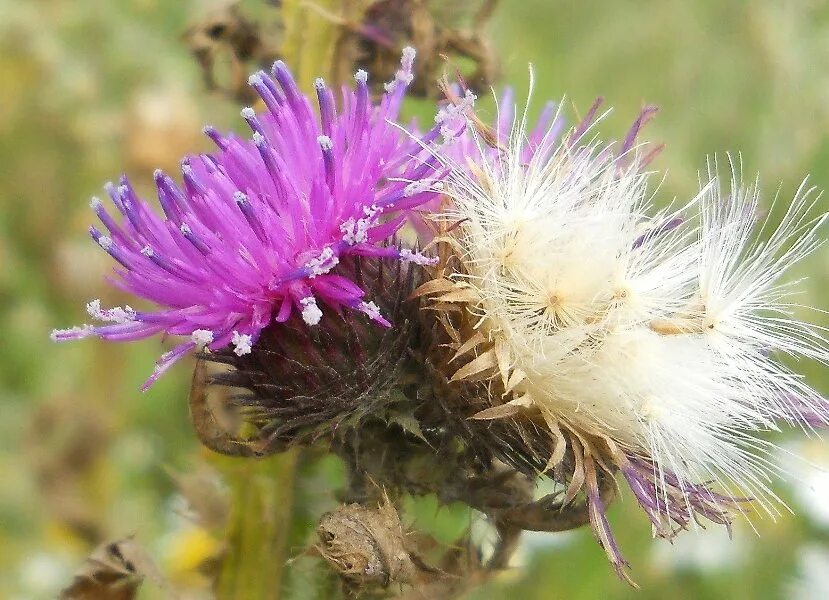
[315,496,438,592]
[60,538,171,600]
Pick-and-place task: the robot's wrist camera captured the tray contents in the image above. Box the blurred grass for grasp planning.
[0,0,827,598]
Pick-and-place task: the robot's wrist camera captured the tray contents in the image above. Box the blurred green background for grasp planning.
[1,0,828,598]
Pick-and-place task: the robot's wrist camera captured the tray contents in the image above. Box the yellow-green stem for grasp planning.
[211,4,370,597]
[281,0,365,87]
[214,449,300,600]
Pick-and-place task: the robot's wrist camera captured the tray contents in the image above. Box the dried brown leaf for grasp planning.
[60,538,172,600]
[188,359,261,457]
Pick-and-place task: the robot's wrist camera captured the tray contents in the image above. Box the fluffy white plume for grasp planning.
[434,96,828,525]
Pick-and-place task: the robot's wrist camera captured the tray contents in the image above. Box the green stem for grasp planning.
[211,4,371,598]
[214,449,300,600]
[281,0,365,87]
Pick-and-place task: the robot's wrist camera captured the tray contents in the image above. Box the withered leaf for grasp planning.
[60,537,172,600]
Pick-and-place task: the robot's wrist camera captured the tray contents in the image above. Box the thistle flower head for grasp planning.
[52,50,444,389]
[202,253,429,454]
[423,84,828,581]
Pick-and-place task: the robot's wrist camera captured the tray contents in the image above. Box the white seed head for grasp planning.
[434,91,829,521]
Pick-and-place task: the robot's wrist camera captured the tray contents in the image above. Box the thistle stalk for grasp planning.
[213,450,299,600]
[211,4,362,598]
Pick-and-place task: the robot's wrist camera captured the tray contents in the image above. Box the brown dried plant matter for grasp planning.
[60,537,172,600]
[315,494,440,593]
[184,2,281,103]
[312,0,499,96]
[186,1,498,99]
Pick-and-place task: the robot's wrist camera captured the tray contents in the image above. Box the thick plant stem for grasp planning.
[214,449,300,600]
[209,6,356,596]
[207,0,376,600]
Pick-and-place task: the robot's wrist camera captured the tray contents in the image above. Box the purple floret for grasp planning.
[53,49,444,389]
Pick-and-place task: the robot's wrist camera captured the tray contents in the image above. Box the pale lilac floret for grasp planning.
[52,50,446,389]
[619,455,741,538]
[444,87,660,169]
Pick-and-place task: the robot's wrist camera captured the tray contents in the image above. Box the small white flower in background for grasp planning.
[424,79,828,582]
[650,525,746,574]
[789,545,829,600]
[777,440,829,529]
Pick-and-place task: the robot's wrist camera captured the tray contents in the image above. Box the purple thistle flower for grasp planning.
[52,49,444,390]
